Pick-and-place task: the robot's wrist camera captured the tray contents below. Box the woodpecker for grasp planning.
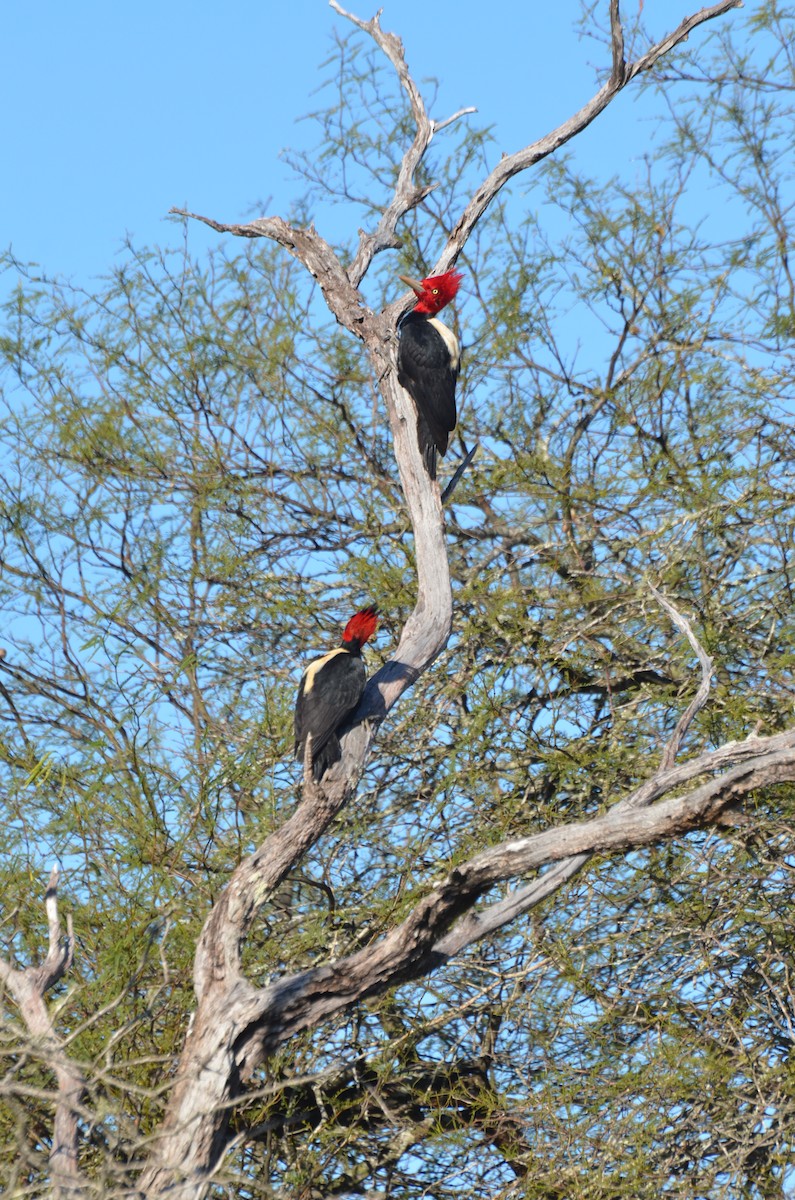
[294,606,379,781]
[397,269,463,478]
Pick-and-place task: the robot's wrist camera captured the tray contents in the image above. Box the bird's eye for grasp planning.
[432,288,439,295]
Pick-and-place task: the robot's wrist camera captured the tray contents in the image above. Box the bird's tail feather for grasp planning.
[418,417,438,480]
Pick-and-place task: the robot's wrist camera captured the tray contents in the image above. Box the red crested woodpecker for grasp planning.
[397,269,463,478]
[294,606,379,781]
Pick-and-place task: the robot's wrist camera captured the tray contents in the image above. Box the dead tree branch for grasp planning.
[649,582,715,771]
[438,0,742,272]
[141,716,793,1200]
[232,727,795,1067]
[0,869,86,1200]
[328,1,475,287]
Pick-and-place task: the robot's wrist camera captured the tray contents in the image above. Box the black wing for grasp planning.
[398,314,459,475]
[294,648,366,766]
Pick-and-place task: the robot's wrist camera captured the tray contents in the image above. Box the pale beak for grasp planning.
[399,274,425,295]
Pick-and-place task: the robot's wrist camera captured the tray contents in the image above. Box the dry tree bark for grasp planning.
[8,4,760,1197]
[0,869,84,1200]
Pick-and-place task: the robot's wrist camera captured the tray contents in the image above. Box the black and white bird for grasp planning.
[397,269,463,478]
[294,606,379,781]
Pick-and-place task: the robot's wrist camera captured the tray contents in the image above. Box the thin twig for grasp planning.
[434,106,478,134]
[649,583,714,771]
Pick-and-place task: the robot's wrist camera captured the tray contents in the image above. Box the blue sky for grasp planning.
[1,0,704,289]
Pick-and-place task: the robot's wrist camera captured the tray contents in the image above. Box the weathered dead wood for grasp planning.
[176,1,743,289]
[139,722,795,1200]
[328,1,476,288]
[0,869,86,1200]
[439,0,743,270]
[143,706,793,1197]
[232,730,795,1071]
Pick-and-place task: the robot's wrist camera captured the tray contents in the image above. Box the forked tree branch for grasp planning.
[328,1,476,287]
[436,0,743,271]
[171,0,740,813]
[143,605,784,1200]
[0,869,86,1200]
[176,3,741,290]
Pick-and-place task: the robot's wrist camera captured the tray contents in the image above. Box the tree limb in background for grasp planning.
[0,869,86,1200]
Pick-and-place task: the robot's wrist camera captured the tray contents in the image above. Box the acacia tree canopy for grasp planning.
[2,2,795,1198]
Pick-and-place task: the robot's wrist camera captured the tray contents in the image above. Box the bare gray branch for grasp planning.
[0,870,85,1200]
[438,0,743,272]
[233,729,795,1072]
[649,583,715,771]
